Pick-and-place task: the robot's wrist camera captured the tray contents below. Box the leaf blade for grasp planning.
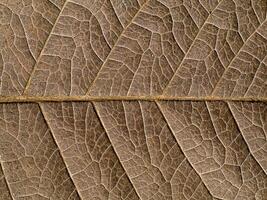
[40,101,140,200]
[0,103,80,199]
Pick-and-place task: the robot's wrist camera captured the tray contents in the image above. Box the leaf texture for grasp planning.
[94,101,215,200]
[159,101,267,199]
[0,0,267,200]
[0,0,66,95]
[0,101,266,199]
[0,103,80,199]
[228,102,267,174]
[24,0,147,96]
[40,102,140,200]
[0,164,12,200]
[0,0,266,98]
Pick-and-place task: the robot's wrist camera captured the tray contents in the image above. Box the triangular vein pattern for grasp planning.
[1,0,266,98]
[40,102,140,200]
[89,0,222,96]
[24,0,147,96]
[0,101,266,199]
[0,103,80,200]
[158,101,267,200]
[0,0,66,95]
[94,100,216,200]
[229,101,267,173]
[0,0,267,199]
[164,0,267,98]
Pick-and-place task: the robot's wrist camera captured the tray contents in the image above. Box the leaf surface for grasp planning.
[0,0,266,200]
[0,103,80,199]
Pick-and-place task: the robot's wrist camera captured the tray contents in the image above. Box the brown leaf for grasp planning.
[0,0,266,200]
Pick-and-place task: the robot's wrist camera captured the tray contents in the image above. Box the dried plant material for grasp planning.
[0,0,265,98]
[0,0,266,200]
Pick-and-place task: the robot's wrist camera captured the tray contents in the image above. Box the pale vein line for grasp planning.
[155,101,217,199]
[0,162,14,200]
[205,101,227,165]
[85,0,149,95]
[211,19,267,95]
[0,104,15,200]
[109,0,124,29]
[92,102,142,200]
[162,1,222,95]
[0,95,266,102]
[23,0,69,95]
[38,103,82,200]
[244,54,267,96]
[227,102,267,175]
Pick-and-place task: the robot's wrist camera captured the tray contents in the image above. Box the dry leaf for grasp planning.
[0,0,266,200]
